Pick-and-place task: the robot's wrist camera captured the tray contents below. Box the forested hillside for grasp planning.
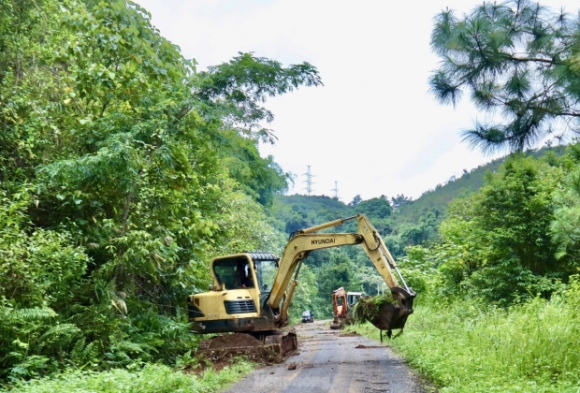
[397,145,566,222]
[271,144,566,257]
[388,144,567,253]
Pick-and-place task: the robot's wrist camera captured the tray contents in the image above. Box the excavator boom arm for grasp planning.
[268,232,363,308]
[356,214,411,293]
[266,214,415,324]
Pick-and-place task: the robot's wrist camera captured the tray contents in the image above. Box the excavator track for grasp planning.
[197,329,297,364]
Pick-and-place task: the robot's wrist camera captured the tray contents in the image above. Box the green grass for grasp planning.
[347,297,580,393]
[1,362,254,393]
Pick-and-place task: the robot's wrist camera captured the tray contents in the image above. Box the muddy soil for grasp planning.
[197,331,296,364]
[201,333,262,349]
[219,320,433,393]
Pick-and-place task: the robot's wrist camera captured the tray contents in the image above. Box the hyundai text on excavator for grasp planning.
[187,214,416,362]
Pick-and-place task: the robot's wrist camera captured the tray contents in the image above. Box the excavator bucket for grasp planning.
[353,287,415,337]
[196,330,297,364]
[369,300,412,331]
[330,317,343,330]
[330,315,354,330]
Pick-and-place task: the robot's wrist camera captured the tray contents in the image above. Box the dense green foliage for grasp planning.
[551,144,580,263]
[430,0,580,152]
[1,362,253,393]
[402,148,579,305]
[0,0,320,385]
[439,155,565,303]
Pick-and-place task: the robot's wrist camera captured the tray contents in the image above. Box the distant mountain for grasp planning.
[270,145,567,256]
[395,145,567,224]
[269,194,352,234]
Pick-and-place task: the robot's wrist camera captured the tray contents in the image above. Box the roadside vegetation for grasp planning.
[349,285,580,393]
[398,291,580,393]
[1,362,253,393]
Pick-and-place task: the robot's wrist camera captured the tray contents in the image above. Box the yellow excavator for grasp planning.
[188,214,416,362]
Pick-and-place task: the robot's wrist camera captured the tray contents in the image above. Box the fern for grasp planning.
[39,323,80,341]
[69,337,86,363]
[3,307,57,324]
[69,338,99,368]
[115,340,156,355]
[8,355,50,380]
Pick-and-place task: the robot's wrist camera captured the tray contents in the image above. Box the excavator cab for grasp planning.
[210,254,278,291]
[189,252,282,334]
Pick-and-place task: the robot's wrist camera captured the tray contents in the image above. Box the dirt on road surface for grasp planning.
[220,320,432,393]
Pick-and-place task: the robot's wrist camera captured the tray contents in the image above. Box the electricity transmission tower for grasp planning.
[302,165,315,195]
[331,181,339,199]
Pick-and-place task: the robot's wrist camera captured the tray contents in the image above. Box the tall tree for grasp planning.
[195,52,322,144]
[354,195,393,219]
[430,0,580,152]
[390,194,413,210]
[0,0,321,379]
[551,144,580,264]
[438,155,567,303]
[348,195,362,207]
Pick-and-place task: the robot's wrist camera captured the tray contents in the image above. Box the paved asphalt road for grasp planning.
[221,320,430,393]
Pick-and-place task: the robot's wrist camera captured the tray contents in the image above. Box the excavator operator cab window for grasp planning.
[254,259,278,292]
[254,258,278,308]
[212,255,278,292]
[213,257,254,290]
[347,292,365,306]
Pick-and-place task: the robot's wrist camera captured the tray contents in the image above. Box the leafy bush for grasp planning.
[2,362,253,393]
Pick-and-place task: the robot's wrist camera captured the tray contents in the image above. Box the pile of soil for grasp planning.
[196,332,296,364]
[200,333,262,349]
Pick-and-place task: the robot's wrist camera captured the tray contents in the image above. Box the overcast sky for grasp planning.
[133,0,579,204]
